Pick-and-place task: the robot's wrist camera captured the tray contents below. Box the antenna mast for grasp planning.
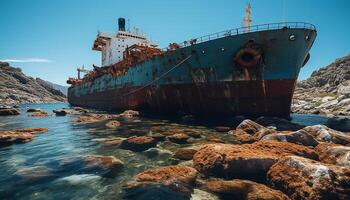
[243,3,252,32]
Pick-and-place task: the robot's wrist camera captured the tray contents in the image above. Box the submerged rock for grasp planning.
[0,108,20,116]
[105,120,121,128]
[120,136,157,152]
[15,166,54,183]
[267,156,350,200]
[193,141,318,179]
[124,166,198,200]
[83,155,124,177]
[202,179,289,200]
[168,133,190,144]
[315,143,350,166]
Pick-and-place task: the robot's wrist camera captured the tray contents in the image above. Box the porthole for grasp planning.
[201,50,205,54]
[289,34,296,41]
[305,35,310,41]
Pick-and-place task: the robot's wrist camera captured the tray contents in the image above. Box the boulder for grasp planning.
[105,120,121,128]
[184,129,201,138]
[261,130,319,147]
[193,141,318,179]
[255,116,305,131]
[202,179,289,200]
[0,108,20,116]
[302,125,350,145]
[121,110,139,118]
[120,136,157,152]
[168,133,190,144]
[326,117,350,132]
[102,137,125,145]
[124,166,198,200]
[236,119,265,134]
[29,111,49,117]
[0,127,48,147]
[27,108,42,112]
[83,155,124,177]
[174,147,198,160]
[228,129,257,144]
[315,143,350,166]
[267,156,350,200]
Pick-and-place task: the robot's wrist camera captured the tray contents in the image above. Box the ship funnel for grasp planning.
[118,18,126,31]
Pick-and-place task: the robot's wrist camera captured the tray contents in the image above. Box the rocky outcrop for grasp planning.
[292,54,350,116]
[267,156,350,200]
[202,179,289,200]
[302,125,350,145]
[0,62,66,106]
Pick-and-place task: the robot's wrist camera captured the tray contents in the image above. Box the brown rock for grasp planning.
[193,141,318,178]
[124,166,198,199]
[168,133,190,144]
[121,110,139,118]
[0,108,20,116]
[102,137,125,145]
[315,143,350,166]
[174,147,198,160]
[0,127,48,147]
[84,155,124,171]
[29,111,49,117]
[267,156,350,200]
[202,179,289,200]
[236,119,265,134]
[120,136,157,152]
[105,120,121,128]
[184,129,201,138]
[15,127,48,134]
[229,129,257,144]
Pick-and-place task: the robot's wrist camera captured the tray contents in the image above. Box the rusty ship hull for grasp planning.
[68,23,317,117]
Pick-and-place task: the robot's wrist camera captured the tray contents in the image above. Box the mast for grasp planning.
[243,3,252,32]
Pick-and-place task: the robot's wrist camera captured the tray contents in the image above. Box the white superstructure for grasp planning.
[92,18,157,66]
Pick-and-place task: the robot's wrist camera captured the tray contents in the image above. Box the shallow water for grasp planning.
[0,103,330,199]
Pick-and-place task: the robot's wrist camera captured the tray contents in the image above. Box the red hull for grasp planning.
[68,79,296,117]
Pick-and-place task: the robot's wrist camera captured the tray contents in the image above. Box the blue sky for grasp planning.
[1,0,349,85]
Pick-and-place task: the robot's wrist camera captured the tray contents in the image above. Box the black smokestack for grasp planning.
[118,18,125,31]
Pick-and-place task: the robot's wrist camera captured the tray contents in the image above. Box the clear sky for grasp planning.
[1,0,349,85]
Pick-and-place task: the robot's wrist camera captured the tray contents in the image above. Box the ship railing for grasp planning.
[162,22,316,51]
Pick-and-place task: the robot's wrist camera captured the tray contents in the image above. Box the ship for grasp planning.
[67,8,317,117]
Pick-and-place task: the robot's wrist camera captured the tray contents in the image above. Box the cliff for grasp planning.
[292,54,350,115]
[0,62,66,106]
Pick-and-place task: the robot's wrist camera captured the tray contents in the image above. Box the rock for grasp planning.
[15,166,53,183]
[53,109,68,116]
[0,127,48,147]
[168,133,190,144]
[102,137,125,145]
[121,110,139,118]
[151,133,166,141]
[261,130,319,147]
[0,108,20,116]
[315,143,350,166]
[120,136,157,152]
[326,117,350,132]
[83,155,124,177]
[184,129,201,138]
[27,108,42,112]
[72,113,117,123]
[267,156,350,200]
[302,125,350,145]
[202,179,289,200]
[174,147,198,160]
[193,141,318,178]
[236,119,265,134]
[190,189,220,200]
[255,116,305,131]
[29,111,49,117]
[73,107,88,113]
[105,120,121,128]
[144,148,173,158]
[124,166,198,200]
[228,129,257,144]
[215,126,231,132]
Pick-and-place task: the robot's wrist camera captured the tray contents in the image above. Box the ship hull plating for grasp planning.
[68,27,316,117]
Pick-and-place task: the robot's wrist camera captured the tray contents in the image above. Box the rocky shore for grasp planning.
[1,106,350,199]
[292,54,350,116]
[0,62,66,107]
